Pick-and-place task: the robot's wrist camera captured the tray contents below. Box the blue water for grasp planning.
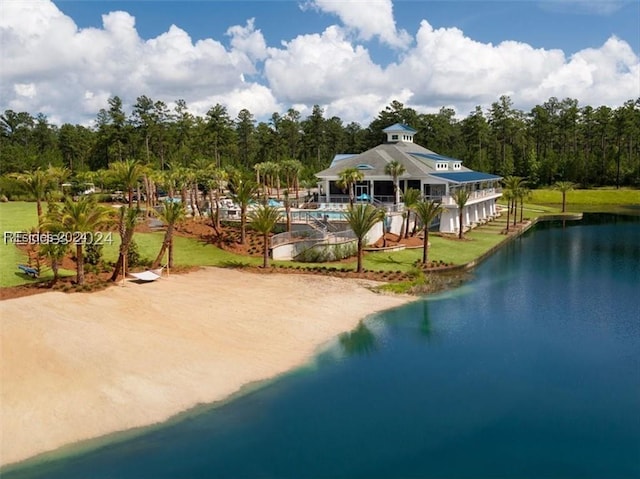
[5,214,640,478]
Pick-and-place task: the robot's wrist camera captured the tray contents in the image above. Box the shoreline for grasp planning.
[0,267,414,468]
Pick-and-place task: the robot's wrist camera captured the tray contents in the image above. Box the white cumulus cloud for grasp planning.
[306,0,412,49]
[0,0,637,127]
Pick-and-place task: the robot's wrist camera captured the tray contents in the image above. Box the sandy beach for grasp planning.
[0,268,413,467]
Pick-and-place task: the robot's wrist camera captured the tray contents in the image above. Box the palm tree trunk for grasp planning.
[152,226,173,268]
[357,239,363,273]
[404,211,411,239]
[423,230,429,264]
[240,207,247,244]
[76,244,84,284]
[263,232,269,268]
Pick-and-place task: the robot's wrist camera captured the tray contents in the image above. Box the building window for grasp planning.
[392,134,398,140]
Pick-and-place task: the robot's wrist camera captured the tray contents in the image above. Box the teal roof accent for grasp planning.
[383,123,417,133]
[431,172,502,183]
[356,164,374,170]
[329,153,358,167]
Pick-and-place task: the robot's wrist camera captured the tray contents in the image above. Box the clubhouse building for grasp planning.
[315,123,503,234]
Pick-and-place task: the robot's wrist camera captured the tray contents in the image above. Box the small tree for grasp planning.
[337,167,364,206]
[402,188,421,239]
[384,160,406,205]
[13,169,54,226]
[249,204,282,268]
[152,200,186,269]
[452,188,470,239]
[110,206,140,281]
[344,204,384,273]
[60,196,113,284]
[229,178,258,245]
[554,181,576,213]
[109,159,145,208]
[413,200,444,264]
[40,202,69,284]
[502,175,526,227]
[503,189,513,233]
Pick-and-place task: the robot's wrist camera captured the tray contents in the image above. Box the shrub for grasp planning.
[127,239,142,268]
[85,242,103,266]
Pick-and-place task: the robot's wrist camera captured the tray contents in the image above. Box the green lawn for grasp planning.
[2,188,637,288]
[0,202,55,286]
[0,202,260,287]
[528,188,640,213]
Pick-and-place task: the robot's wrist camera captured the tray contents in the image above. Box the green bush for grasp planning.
[85,242,103,266]
[295,241,357,263]
[127,239,143,267]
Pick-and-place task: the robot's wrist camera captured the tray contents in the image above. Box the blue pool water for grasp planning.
[5,214,640,478]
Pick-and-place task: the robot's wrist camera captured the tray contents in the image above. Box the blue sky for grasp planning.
[2,0,638,126]
[56,1,640,59]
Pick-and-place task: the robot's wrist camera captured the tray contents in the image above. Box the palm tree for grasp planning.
[502,188,514,233]
[502,176,525,227]
[110,206,140,281]
[554,181,576,213]
[14,169,53,225]
[40,202,69,284]
[337,167,364,206]
[60,196,113,284]
[517,185,531,223]
[229,178,258,245]
[205,168,228,233]
[384,160,406,205]
[413,200,444,264]
[249,204,282,268]
[281,158,303,201]
[452,188,471,239]
[151,200,186,269]
[109,159,145,207]
[402,188,421,239]
[344,204,384,273]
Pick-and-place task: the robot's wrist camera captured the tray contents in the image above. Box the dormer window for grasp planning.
[453,163,461,170]
[356,164,374,170]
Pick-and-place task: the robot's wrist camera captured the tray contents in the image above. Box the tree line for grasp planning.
[1,95,638,188]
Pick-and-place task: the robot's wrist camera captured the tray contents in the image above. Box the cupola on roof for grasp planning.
[382,123,416,143]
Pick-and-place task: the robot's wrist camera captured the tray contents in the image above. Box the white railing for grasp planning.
[438,187,503,206]
[270,228,355,249]
[270,229,326,248]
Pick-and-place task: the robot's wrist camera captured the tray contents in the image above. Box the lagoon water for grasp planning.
[6,214,640,478]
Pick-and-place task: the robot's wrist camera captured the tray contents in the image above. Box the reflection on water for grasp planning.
[339,320,376,356]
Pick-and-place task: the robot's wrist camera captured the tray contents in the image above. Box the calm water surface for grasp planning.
[6,214,640,478]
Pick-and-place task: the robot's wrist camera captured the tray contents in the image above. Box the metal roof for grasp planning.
[329,153,358,167]
[382,123,417,133]
[431,172,502,183]
[410,152,460,163]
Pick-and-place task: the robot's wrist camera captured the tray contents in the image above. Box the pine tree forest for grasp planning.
[1,95,639,193]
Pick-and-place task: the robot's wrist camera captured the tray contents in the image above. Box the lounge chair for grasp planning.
[18,264,39,278]
[127,267,164,282]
